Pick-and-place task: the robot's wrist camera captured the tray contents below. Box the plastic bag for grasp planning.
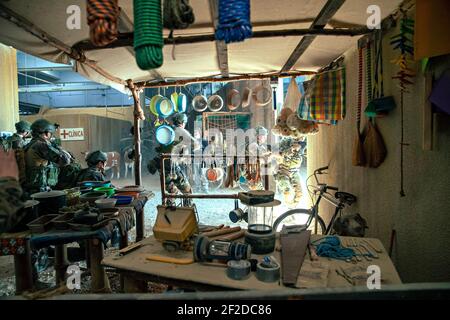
[283,77,302,113]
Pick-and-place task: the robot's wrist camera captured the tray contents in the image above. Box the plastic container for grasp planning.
[93,187,115,197]
[78,180,111,188]
[27,214,58,233]
[115,190,140,198]
[80,191,107,204]
[112,195,134,205]
[95,198,117,209]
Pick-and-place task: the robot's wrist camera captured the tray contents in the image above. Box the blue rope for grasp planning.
[311,236,356,261]
[215,0,252,43]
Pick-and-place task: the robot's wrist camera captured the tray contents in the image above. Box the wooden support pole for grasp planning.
[54,244,69,286]
[13,240,33,294]
[88,239,111,293]
[209,0,229,77]
[126,80,144,186]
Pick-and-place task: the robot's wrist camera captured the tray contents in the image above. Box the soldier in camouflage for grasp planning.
[24,119,71,195]
[7,120,31,150]
[76,150,108,182]
[0,149,25,233]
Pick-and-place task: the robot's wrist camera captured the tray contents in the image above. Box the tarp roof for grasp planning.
[0,0,402,91]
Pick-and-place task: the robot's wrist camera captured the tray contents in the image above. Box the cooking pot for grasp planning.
[31,191,67,215]
[156,125,175,146]
[156,97,175,118]
[227,89,241,111]
[207,95,224,112]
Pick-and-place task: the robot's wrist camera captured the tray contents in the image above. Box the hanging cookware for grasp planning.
[208,95,224,112]
[192,95,208,112]
[171,91,179,111]
[155,96,175,118]
[227,88,241,111]
[253,81,272,107]
[241,86,252,108]
[177,92,187,113]
[150,94,164,116]
[206,163,218,181]
[31,190,67,215]
[156,124,176,145]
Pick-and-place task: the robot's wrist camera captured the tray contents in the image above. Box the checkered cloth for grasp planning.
[298,68,346,124]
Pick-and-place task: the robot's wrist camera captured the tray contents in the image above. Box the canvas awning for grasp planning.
[0,0,402,91]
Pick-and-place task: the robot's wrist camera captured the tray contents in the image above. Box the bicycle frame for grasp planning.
[307,168,346,234]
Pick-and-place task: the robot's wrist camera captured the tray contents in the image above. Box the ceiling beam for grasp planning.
[73,26,369,52]
[281,0,346,72]
[209,0,229,77]
[18,83,110,93]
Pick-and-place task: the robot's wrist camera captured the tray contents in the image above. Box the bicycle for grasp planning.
[273,166,357,235]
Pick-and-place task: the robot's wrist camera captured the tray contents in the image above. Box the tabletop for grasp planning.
[102,234,402,290]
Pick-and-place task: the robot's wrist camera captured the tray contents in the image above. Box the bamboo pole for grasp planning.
[136,71,314,88]
[126,80,144,186]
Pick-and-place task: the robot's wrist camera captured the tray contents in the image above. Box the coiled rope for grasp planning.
[134,0,164,70]
[163,0,195,30]
[87,0,120,47]
[311,236,355,261]
[215,0,252,44]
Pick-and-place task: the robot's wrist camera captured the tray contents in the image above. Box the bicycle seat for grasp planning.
[335,192,357,205]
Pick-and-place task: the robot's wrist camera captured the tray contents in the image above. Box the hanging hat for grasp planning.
[192,94,208,112]
[207,94,224,112]
[227,89,241,111]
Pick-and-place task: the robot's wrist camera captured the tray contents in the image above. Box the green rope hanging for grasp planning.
[134,0,164,70]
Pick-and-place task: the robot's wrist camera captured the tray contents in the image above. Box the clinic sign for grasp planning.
[60,128,85,141]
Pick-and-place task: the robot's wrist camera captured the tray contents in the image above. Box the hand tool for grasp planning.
[146,255,194,265]
[362,239,383,253]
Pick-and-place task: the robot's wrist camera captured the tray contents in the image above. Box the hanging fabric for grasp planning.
[297,68,346,124]
[215,0,252,44]
[134,0,164,70]
[352,47,366,167]
[365,30,396,118]
[87,0,120,47]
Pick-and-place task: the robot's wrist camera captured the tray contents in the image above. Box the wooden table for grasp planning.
[102,235,402,293]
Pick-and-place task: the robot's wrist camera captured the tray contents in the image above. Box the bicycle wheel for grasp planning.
[273,209,326,235]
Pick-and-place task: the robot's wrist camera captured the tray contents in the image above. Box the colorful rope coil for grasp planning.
[215,0,252,44]
[134,0,164,70]
[87,0,120,47]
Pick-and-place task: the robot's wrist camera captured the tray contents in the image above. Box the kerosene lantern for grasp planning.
[239,191,281,254]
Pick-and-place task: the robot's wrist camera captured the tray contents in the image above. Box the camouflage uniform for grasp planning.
[0,177,25,233]
[76,151,107,183]
[76,166,106,182]
[7,133,27,150]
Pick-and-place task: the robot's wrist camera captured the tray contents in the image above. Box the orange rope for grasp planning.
[87,0,120,47]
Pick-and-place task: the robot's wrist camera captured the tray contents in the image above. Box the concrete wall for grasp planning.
[308,26,450,282]
[0,43,19,132]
